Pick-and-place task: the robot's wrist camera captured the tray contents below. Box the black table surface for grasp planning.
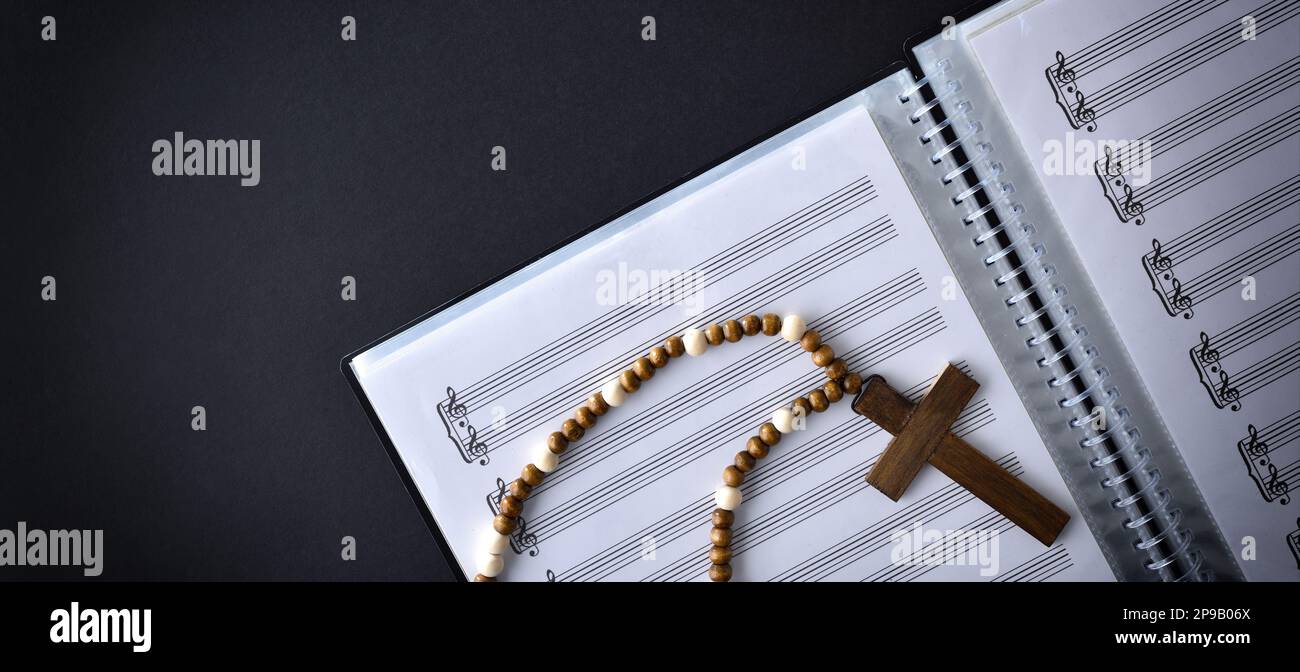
[2,0,978,580]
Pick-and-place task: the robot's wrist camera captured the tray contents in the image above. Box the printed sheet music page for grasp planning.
[968,0,1300,578]
[349,92,1114,581]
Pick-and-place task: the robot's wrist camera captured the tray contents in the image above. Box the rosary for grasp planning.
[473,313,1070,581]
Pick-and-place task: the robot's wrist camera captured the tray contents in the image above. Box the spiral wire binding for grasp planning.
[900,62,1209,581]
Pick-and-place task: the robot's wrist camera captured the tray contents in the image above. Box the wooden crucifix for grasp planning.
[851,363,1069,546]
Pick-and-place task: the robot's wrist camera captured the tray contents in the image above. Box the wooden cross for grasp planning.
[851,363,1069,546]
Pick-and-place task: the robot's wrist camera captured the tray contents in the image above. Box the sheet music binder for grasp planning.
[342,0,1300,581]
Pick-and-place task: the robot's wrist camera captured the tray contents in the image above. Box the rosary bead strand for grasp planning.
[473,312,862,582]
[707,314,863,582]
[473,323,691,581]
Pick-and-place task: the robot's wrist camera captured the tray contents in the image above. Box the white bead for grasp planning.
[484,530,511,555]
[781,314,807,342]
[773,407,796,434]
[684,328,708,356]
[534,443,559,473]
[715,486,743,511]
[602,378,627,407]
[478,551,504,578]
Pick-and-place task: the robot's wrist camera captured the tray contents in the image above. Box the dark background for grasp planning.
[2,0,972,580]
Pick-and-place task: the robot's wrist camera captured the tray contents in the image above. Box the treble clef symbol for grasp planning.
[465,424,489,465]
[1197,332,1221,366]
[1217,370,1241,410]
[513,516,541,557]
[1102,145,1122,177]
[1267,463,1291,505]
[1150,239,1172,272]
[1052,51,1076,84]
[545,569,557,582]
[494,477,509,505]
[437,385,492,465]
[1121,184,1144,223]
[444,386,467,418]
[1246,424,1269,458]
[1073,90,1097,131]
[1169,278,1193,318]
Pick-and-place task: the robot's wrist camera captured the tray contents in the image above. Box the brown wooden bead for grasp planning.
[587,392,610,416]
[826,358,848,380]
[574,406,597,429]
[562,418,585,442]
[493,514,518,535]
[800,329,822,353]
[761,313,781,336]
[792,396,812,416]
[521,464,545,487]
[723,465,745,487]
[710,546,733,565]
[474,573,497,582]
[648,346,669,368]
[710,526,733,546]
[824,380,843,403]
[812,344,835,367]
[665,335,685,357]
[759,422,781,446]
[741,314,761,336]
[632,357,655,381]
[619,369,641,393]
[705,324,724,346]
[509,478,533,501]
[746,436,770,459]
[735,451,756,472]
[709,563,733,582]
[712,508,734,528]
[723,319,743,343]
[547,432,569,454]
[499,494,523,518]
[809,389,829,413]
[843,372,863,394]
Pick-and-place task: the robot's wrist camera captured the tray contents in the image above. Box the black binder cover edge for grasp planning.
[902,0,1002,78]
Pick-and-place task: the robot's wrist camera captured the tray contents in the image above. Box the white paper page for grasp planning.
[350,90,1113,581]
[967,0,1300,579]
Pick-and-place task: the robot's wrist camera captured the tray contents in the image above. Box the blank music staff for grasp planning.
[1045,0,1299,132]
[1106,105,1300,225]
[1143,174,1300,319]
[1190,291,1300,411]
[1097,59,1300,224]
[437,195,893,465]
[1236,409,1299,506]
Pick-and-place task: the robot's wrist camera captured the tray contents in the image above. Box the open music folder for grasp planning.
[344,0,1298,581]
